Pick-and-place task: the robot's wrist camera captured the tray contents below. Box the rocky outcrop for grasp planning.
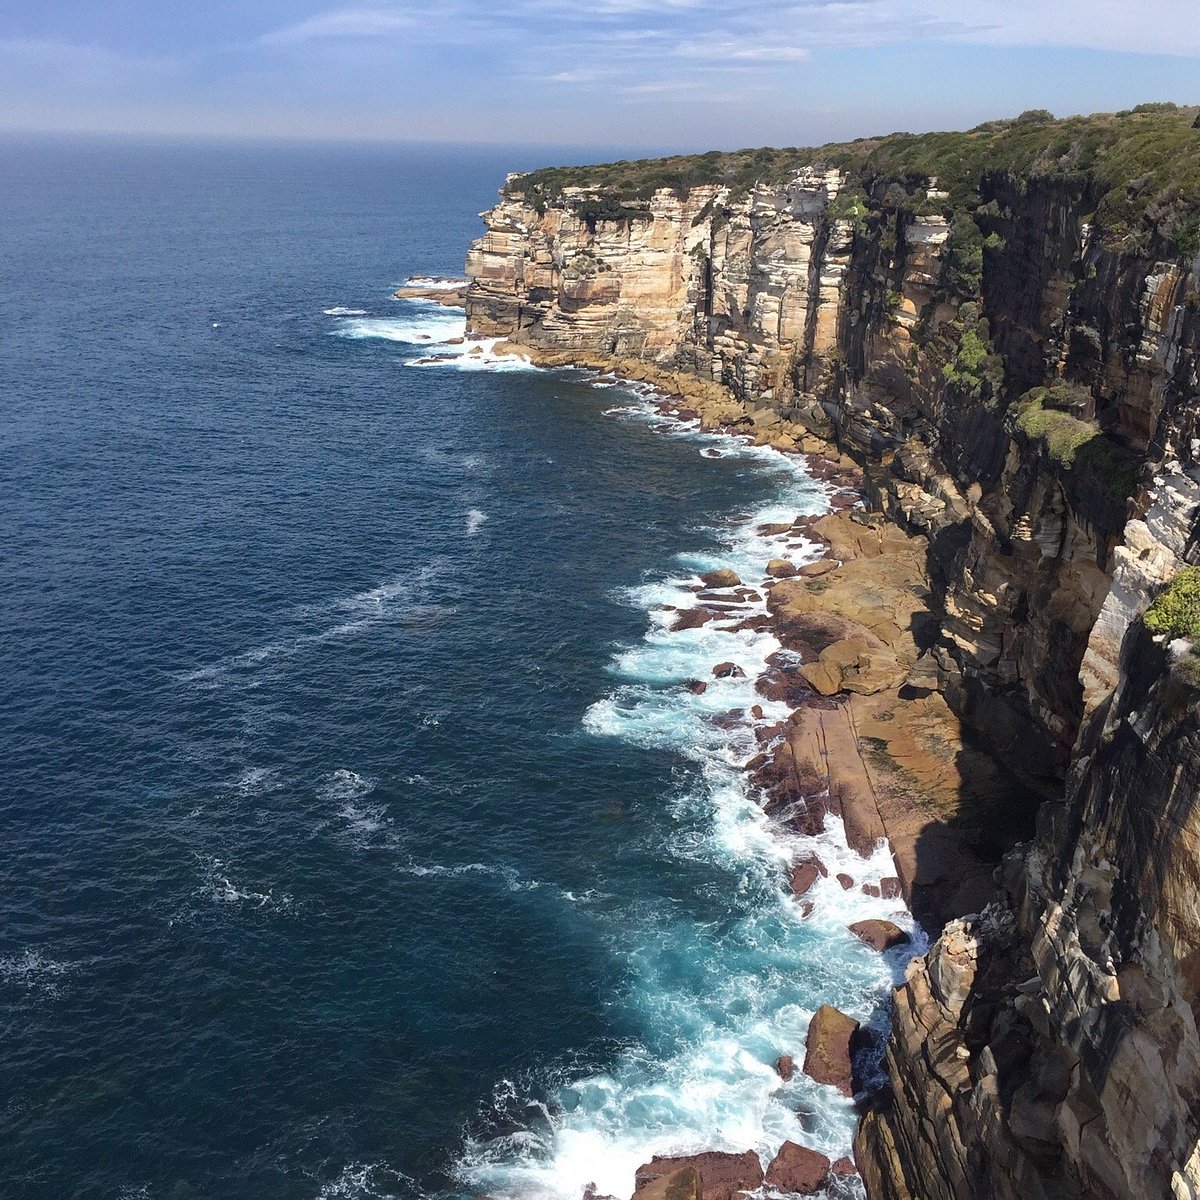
[465,112,1200,1200]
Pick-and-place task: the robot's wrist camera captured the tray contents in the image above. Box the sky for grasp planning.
[2,1,1200,151]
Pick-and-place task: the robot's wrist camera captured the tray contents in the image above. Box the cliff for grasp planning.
[464,105,1200,1199]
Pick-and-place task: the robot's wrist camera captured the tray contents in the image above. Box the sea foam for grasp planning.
[455,391,920,1200]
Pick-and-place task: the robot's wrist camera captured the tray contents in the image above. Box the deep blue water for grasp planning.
[0,139,911,1200]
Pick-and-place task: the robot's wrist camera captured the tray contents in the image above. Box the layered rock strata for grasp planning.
[464,127,1200,1200]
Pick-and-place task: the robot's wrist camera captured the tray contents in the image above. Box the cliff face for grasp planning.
[464,120,1200,1200]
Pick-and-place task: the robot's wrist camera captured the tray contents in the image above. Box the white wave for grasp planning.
[333,310,467,344]
[314,1162,414,1199]
[457,388,917,1200]
[406,336,535,373]
[176,563,446,687]
[466,508,489,535]
[319,769,392,844]
[196,855,295,912]
[401,275,467,290]
[323,306,369,316]
[398,859,543,894]
[0,949,74,997]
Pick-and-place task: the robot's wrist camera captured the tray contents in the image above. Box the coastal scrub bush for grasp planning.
[1145,567,1200,640]
[1015,388,1140,502]
[506,106,1200,257]
[941,325,997,397]
[1015,389,1097,465]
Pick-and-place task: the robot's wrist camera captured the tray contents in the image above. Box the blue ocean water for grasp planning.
[0,139,916,1200]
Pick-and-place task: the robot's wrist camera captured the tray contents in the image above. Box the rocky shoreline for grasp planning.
[457,110,1200,1197]
[478,345,1018,1197]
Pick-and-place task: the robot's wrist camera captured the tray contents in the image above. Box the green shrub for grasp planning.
[1015,390,1097,465]
[1015,388,1140,502]
[1145,567,1200,640]
[505,105,1200,257]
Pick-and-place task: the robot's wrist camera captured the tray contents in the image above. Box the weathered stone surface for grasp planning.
[764,1141,831,1195]
[629,1166,698,1200]
[803,1004,860,1096]
[789,853,828,898]
[634,1152,763,1200]
[700,569,742,589]
[767,558,798,578]
[848,919,911,952]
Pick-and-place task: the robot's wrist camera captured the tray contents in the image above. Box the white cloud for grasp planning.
[675,39,811,62]
[258,8,416,46]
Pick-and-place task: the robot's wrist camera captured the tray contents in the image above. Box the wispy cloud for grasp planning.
[258,8,416,46]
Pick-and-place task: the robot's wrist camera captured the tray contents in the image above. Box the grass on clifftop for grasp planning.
[507,104,1200,252]
[1145,567,1200,641]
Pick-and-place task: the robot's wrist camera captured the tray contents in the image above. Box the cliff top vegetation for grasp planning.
[506,104,1200,254]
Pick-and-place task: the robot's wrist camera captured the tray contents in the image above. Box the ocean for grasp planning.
[0,138,916,1200]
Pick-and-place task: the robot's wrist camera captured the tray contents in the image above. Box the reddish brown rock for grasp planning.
[797,559,838,578]
[803,1004,860,1096]
[629,1165,698,1200]
[764,1141,831,1195]
[776,1053,794,1081]
[836,872,854,889]
[789,854,828,897]
[700,569,742,589]
[831,1156,858,1177]
[634,1151,763,1200]
[879,876,903,899]
[849,919,911,951]
[686,679,708,695]
[673,608,716,631]
[750,704,764,720]
[712,662,746,679]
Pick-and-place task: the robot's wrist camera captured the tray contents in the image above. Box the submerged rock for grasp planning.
[775,1053,795,1081]
[712,661,745,679]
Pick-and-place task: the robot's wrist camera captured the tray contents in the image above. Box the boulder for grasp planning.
[831,1156,858,1177]
[775,1054,794,1081]
[634,1151,763,1200]
[790,854,828,897]
[686,680,708,695]
[767,558,798,579]
[797,559,838,578]
[764,1142,831,1195]
[674,608,716,631]
[712,662,746,679]
[848,919,911,952]
[629,1166,698,1200]
[836,873,854,889]
[700,569,742,589]
[799,659,843,696]
[803,1004,860,1096]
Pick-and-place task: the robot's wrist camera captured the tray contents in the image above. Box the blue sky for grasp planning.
[3,1,1199,150]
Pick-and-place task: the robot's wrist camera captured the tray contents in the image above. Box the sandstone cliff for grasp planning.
[464,107,1200,1199]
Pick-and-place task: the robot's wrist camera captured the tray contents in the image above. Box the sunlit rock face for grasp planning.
[466,156,1200,1200]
